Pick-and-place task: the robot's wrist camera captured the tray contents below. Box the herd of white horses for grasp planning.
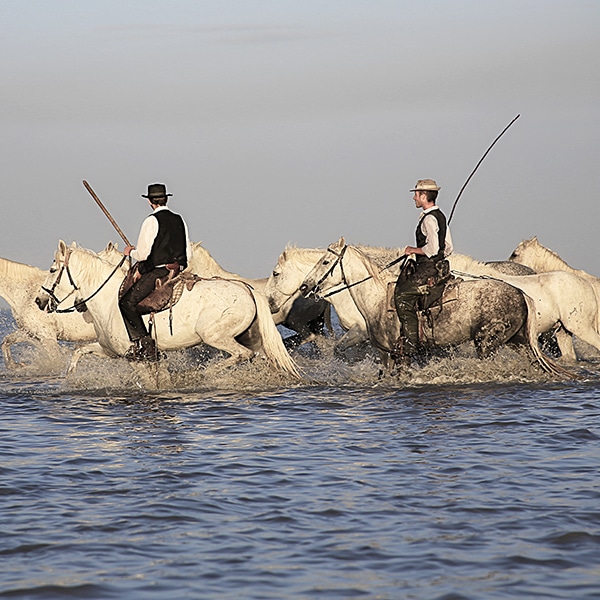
[1,235,599,381]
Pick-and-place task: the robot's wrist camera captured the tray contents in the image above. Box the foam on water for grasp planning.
[2,309,598,391]
[17,337,595,393]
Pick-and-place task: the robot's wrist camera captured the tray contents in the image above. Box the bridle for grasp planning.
[302,244,408,300]
[42,246,128,313]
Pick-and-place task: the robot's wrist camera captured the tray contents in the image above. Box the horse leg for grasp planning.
[334,325,369,353]
[2,331,61,368]
[473,320,512,358]
[2,331,28,368]
[199,329,255,367]
[554,328,577,362]
[67,342,111,374]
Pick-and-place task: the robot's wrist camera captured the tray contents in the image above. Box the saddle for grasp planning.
[386,273,459,314]
[119,265,205,315]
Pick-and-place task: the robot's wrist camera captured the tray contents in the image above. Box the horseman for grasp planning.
[393,179,453,364]
[119,183,192,361]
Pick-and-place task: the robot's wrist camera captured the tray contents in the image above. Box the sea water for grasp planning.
[1,309,599,599]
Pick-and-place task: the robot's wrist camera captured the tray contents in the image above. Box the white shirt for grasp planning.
[418,206,453,258]
[130,206,192,264]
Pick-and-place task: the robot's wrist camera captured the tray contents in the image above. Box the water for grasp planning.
[1,309,600,599]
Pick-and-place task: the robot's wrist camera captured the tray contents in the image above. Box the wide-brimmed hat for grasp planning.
[410,179,440,192]
[142,183,172,199]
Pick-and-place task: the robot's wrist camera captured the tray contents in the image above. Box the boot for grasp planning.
[138,335,159,361]
[124,335,159,362]
[391,337,412,368]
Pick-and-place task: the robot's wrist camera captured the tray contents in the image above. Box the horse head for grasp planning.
[299,237,347,299]
[265,246,322,312]
[508,236,539,262]
[35,240,73,312]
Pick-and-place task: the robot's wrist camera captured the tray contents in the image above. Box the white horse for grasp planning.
[266,245,534,353]
[451,252,600,361]
[297,238,565,376]
[0,245,123,368]
[266,245,387,352]
[510,237,600,302]
[35,241,301,379]
[188,242,330,348]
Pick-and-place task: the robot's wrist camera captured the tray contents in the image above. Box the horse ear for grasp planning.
[58,239,67,254]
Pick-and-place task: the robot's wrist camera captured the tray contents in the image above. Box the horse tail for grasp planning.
[521,293,577,379]
[251,290,303,380]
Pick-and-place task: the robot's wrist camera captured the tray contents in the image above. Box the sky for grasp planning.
[2,0,599,283]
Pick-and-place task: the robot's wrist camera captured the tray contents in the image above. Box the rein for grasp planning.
[309,245,408,299]
[42,248,128,313]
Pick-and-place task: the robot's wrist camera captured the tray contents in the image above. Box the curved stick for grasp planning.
[448,114,521,225]
[82,180,131,247]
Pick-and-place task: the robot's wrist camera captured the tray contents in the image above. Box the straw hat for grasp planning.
[410,179,440,192]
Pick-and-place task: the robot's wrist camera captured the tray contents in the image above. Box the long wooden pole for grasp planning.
[82,180,131,247]
[448,114,521,225]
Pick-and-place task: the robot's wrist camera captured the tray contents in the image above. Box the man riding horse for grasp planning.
[393,179,454,365]
[120,183,192,361]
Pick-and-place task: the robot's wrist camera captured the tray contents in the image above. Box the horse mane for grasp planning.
[515,237,575,271]
[348,246,385,281]
[449,253,504,277]
[68,243,119,281]
[279,245,327,269]
[189,241,242,278]
[514,237,597,281]
[354,244,403,269]
[0,256,43,282]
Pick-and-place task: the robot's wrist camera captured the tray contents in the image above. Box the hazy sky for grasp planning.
[2,0,599,281]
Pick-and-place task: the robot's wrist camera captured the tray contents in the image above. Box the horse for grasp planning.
[452,251,600,361]
[95,241,331,348]
[509,237,600,302]
[266,245,534,354]
[0,243,124,368]
[35,241,301,379]
[296,238,566,376]
[188,242,330,348]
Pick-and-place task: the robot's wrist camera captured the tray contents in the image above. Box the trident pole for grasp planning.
[82,180,132,247]
[448,114,521,225]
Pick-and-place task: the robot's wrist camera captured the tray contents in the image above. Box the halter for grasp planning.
[308,244,348,297]
[304,244,408,300]
[41,246,80,309]
[42,247,128,313]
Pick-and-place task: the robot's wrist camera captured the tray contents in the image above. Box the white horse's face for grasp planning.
[265,254,304,312]
[35,241,75,312]
[508,237,538,263]
[299,240,346,300]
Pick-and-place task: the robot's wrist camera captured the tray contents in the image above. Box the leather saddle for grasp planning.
[119,265,204,315]
[387,275,460,314]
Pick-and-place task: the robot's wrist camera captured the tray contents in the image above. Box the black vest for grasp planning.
[141,210,188,272]
[415,208,447,264]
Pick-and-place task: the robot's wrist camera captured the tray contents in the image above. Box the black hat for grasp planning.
[142,183,172,199]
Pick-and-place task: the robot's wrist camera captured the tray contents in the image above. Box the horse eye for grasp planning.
[49,267,57,274]
[272,271,279,278]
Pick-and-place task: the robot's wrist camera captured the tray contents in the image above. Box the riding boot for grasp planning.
[124,335,159,362]
[138,335,159,361]
[391,337,412,368]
